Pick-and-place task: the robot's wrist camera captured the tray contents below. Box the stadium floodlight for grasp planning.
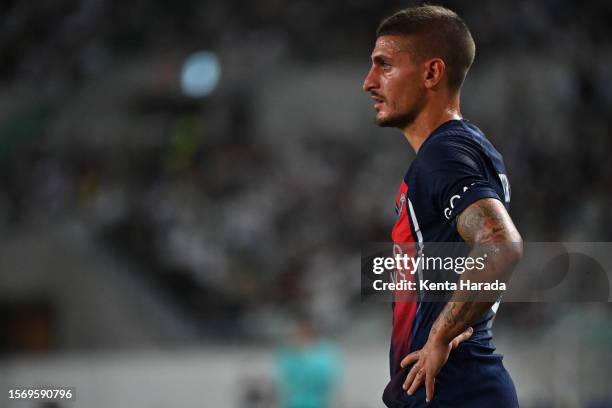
[180,51,221,98]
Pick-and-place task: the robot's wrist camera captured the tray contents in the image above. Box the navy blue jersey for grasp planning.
[383,119,518,408]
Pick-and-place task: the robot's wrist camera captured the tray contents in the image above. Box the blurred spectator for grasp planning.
[276,316,342,408]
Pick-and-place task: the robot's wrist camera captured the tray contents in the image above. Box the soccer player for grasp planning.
[362,6,523,408]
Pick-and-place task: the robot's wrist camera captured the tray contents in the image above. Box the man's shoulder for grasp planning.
[416,128,476,169]
[422,120,484,152]
[417,120,499,169]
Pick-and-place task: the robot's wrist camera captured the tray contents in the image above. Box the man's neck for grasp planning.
[402,101,462,153]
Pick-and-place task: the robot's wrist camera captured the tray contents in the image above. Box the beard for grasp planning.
[375,92,426,129]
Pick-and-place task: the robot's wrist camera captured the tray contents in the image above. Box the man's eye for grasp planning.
[382,62,392,70]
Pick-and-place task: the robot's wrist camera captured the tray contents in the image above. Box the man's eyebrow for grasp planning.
[372,54,390,64]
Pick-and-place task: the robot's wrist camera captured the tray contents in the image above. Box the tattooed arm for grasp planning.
[429,198,523,343]
[400,198,522,402]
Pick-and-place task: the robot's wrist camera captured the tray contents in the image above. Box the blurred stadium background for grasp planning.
[0,0,611,407]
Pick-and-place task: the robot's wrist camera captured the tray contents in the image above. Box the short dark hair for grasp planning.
[376,5,475,91]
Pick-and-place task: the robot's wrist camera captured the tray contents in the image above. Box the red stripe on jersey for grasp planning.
[391,181,411,244]
[390,181,418,371]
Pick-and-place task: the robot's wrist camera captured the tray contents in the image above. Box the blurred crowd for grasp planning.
[0,0,611,343]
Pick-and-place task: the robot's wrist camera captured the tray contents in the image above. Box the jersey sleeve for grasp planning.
[421,137,503,221]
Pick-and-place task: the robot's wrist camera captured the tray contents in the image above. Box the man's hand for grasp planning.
[400,326,473,403]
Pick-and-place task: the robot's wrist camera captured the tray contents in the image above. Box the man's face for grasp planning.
[363,35,426,128]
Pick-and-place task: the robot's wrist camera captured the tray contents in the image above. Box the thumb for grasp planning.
[451,327,473,349]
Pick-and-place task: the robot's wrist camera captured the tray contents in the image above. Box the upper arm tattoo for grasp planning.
[457,198,521,244]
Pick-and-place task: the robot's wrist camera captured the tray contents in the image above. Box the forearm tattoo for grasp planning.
[429,199,522,341]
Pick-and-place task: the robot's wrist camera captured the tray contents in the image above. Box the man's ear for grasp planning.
[423,58,446,89]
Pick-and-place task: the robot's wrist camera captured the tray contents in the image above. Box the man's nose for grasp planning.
[363,67,377,92]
